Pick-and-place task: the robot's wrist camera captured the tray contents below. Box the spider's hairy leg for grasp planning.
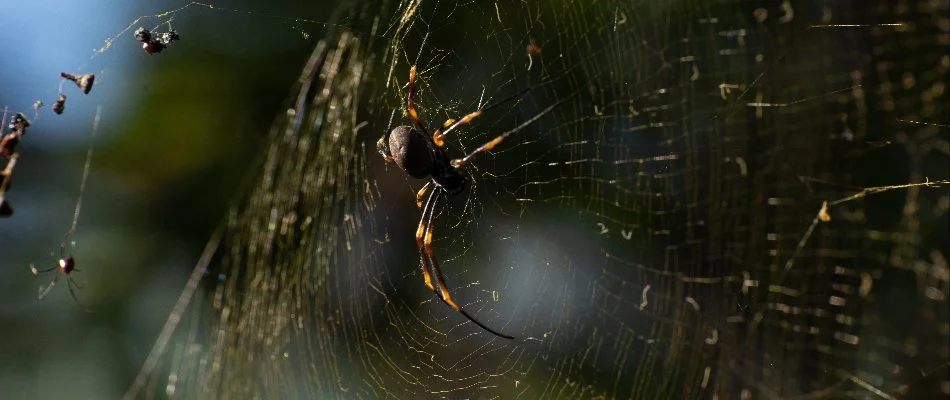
[432,110,482,148]
[416,181,431,209]
[407,66,430,137]
[415,189,437,292]
[67,278,95,313]
[450,135,506,168]
[377,137,395,163]
[377,109,397,164]
[421,190,461,311]
[422,209,456,308]
[422,190,514,339]
[431,119,455,148]
[450,95,567,168]
[30,264,57,274]
[37,273,61,300]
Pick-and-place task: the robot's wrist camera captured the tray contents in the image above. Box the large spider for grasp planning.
[377,65,513,339]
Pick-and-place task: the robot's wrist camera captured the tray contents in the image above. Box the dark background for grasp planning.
[0,1,320,397]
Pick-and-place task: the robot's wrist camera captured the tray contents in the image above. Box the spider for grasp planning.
[377,65,513,339]
[30,230,94,312]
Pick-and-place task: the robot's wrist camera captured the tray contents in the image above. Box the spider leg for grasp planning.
[377,109,397,163]
[415,181,431,209]
[421,190,460,309]
[407,66,431,137]
[68,275,84,289]
[431,110,483,148]
[449,134,506,168]
[449,95,568,168]
[37,272,61,300]
[415,189,438,292]
[422,189,514,339]
[30,264,57,274]
[67,277,95,313]
[430,78,540,148]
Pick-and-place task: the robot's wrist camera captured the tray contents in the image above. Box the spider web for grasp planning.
[38,0,946,398]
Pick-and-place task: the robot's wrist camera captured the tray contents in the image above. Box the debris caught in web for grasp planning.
[8,112,31,133]
[32,101,43,118]
[134,27,180,55]
[53,93,67,115]
[60,72,95,95]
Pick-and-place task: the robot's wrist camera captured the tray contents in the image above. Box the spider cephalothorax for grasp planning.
[377,65,511,339]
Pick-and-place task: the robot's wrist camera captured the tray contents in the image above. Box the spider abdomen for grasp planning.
[387,125,433,179]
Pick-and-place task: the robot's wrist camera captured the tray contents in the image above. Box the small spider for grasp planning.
[377,65,513,339]
[29,107,99,311]
[30,241,93,312]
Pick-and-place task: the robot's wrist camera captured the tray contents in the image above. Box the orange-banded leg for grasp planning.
[407,66,430,137]
[415,181,431,209]
[420,189,514,339]
[449,95,567,168]
[415,189,437,292]
[377,109,398,164]
[450,134,507,168]
[421,189,457,309]
[431,110,482,148]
